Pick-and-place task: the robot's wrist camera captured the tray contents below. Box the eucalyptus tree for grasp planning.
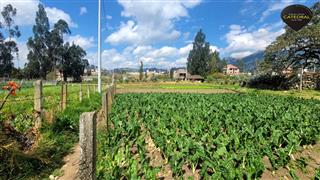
[0,4,20,77]
[26,4,51,79]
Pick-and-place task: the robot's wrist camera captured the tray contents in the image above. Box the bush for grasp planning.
[315,77,320,90]
[246,74,296,90]
[206,73,249,85]
[150,75,158,82]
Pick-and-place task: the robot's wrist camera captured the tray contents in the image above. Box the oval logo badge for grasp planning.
[281,4,313,31]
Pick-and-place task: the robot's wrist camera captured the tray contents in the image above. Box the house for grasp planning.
[172,68,204,82]
[224,64,240,75]
[187,75,204,82]
[173,68,188,80]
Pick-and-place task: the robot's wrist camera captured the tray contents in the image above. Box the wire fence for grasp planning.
[0,82,102,118]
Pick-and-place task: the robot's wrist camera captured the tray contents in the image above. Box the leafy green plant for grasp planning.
[98,93,320,179]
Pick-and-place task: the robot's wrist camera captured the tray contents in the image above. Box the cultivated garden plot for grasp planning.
[97,93,320,179]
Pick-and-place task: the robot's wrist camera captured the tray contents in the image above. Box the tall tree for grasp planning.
[187,29,211,77]
[209,50,224,73]
[0,4,20,77]
[25,4,51,79]
[170,68,174,79]
[49,19,71,74]
[61,43,88,82]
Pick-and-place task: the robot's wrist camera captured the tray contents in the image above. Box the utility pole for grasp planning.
[97,0,102,93]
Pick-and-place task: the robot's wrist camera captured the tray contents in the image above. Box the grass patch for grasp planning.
[0,86,102,179]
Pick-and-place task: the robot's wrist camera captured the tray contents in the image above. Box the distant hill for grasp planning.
[113,67,168,73]
[241,51,264,72]
[113,68,139,73]
[225,51,264,72]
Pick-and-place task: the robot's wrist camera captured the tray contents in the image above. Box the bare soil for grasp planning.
[140,125,174,179]
[57,144,80,180]
[261,143,320,179]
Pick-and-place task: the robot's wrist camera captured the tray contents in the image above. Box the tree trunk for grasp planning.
[299,67,303,92]
[63,71,67,82]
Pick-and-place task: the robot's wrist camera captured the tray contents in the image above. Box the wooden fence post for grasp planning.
[102,92,108,128]
[87,85,90,99]
[79,84,83,102]
[79,112,97,180]
[112,84,116,100]
[61,82,67,111]
[107,86,112,113]
[34,80,42,128]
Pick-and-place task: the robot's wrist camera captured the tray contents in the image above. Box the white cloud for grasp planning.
[146,46,178,59]
[179,44,193,57]
[210,45,219,53]
[16,42,29,68]
[0,0,38,26]
[0,0,77,28]
[222,24,285,59]
[66,35,95,49]
[132,46,152,56]
[86,42,219,69]
[80,7,87,15]
[175,57,188,67]
[45,7,77,28]
[106,15,112,20]
[105,0,201,45]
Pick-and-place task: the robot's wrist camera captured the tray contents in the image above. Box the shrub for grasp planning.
[150,75,158,82]
[315,77,320,90]
[206,73,249,85]
[246,74,296,90]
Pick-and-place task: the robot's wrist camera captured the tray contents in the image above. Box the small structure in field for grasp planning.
[173,68,188,80]
[172,68,204,82]
[224,64,240,75]
[187,75,204,82]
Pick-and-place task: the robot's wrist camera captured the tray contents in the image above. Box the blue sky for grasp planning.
[0,0,318,69]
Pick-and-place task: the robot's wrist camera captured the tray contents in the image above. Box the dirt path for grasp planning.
[139,125,173,179]
[116,88,236,94]
[55,144,80,180]
[261,143,320,179]
[141,125,201,180]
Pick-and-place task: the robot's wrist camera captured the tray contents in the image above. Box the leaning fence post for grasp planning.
[79,112,97,180]
[79,84,83,102]
[34,80,42,128]
[61,82,67,111]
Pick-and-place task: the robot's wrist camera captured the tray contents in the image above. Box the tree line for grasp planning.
[0,4,88,82]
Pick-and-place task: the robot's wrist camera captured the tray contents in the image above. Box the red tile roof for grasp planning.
[226,64,238,69]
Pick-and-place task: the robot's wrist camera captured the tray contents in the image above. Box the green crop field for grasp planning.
[97,93,320,179]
